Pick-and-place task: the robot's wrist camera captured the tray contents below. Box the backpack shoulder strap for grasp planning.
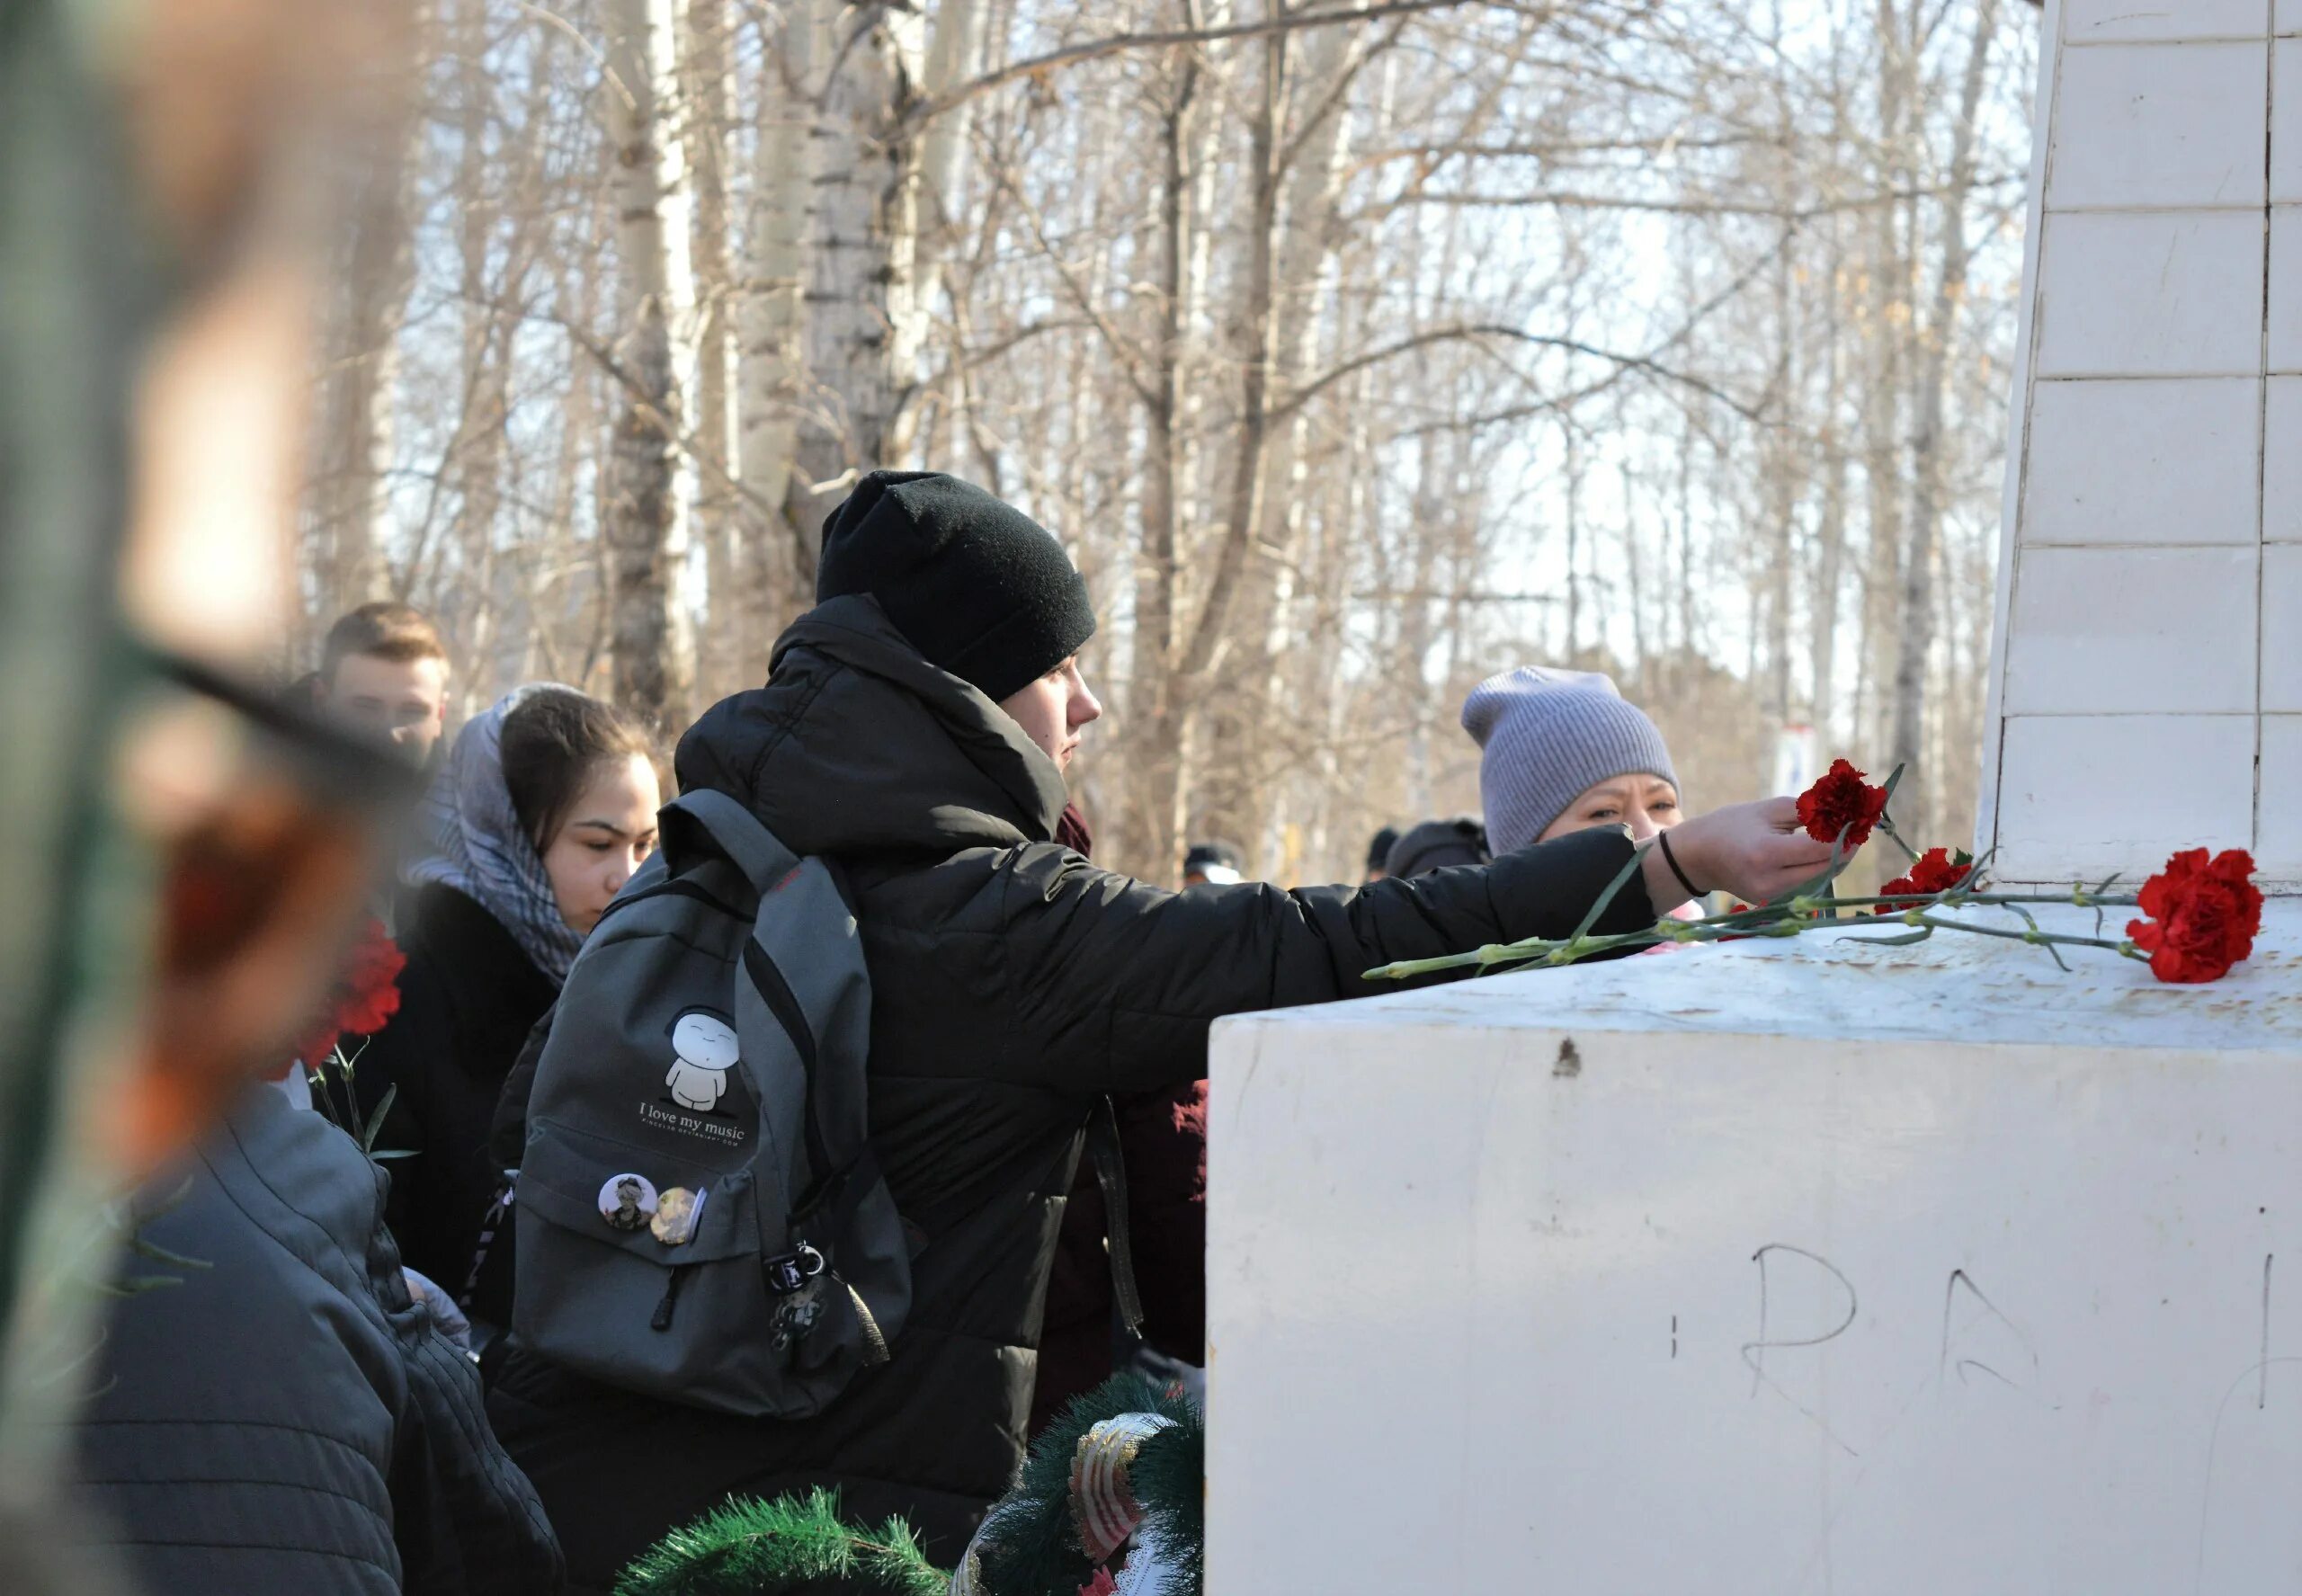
[661,789,799,888]
[1086,1095,1146,1341]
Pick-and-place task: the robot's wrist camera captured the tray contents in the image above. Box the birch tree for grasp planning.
[602,0,697,731]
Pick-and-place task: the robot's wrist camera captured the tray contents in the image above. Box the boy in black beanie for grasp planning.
[815,469,1103,771]
[488,468,1843,1591]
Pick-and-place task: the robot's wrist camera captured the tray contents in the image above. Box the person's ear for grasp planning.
[120,777,377,1174]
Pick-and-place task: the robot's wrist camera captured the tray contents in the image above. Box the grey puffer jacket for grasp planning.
[486,595,1657,1588]
[72,1083,563,1594]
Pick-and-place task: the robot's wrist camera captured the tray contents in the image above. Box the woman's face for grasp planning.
[1538,773,1683,844]
[540,753,660,937]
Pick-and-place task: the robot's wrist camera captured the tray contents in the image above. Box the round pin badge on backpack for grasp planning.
[600,1172,658,1232]
[652,1186,703,1245]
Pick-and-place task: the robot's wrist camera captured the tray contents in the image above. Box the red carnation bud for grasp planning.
[1875,847,1971,912]
[1796,759,1891,847]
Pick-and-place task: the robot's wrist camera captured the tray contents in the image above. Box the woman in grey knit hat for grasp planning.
[1460,666,1684,856]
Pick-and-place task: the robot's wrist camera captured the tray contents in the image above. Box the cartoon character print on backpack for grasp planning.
[636,1007,755,1151]
[665,1009,738,1110]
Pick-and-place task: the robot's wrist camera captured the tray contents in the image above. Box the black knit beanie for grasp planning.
[816,470,1097,702]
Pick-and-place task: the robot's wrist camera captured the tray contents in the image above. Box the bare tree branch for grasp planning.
[1277,322,1757,423]
[912,0,1515,125]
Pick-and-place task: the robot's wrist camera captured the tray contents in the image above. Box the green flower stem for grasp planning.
[1817,892,2141,911]
[1366,897,2155,982]
[1905,914,2146,959]
[1368,930,1660,981]
[1875,818,1923,864]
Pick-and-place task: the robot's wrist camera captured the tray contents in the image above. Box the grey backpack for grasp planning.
[510,789,911,1417]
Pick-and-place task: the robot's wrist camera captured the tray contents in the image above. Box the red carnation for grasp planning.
[1078,1572,1120,1596]
[1876,847,1972,911]
[1797,759,1891,846]
[280,917,406,1079]
[2126,848,2262,985]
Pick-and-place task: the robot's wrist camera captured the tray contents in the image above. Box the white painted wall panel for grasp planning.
[2063,0,2268,41]
[2034,212,2267,377]
[2049,42,2268,210]
[1997,713,2255,878]
[2004,546,2257,713]
[2022,378,2261,545]
[2274,209,2302,372]
[2266,548,2302,711]
[2258,716,2302,876]
[2276,41,2302,202]
[2270,379,2302,541]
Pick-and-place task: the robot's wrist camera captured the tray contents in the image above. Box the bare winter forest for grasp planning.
[297,0,2039,886]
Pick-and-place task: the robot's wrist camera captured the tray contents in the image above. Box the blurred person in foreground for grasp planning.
[0,0,564,1586]
[486,469,1844,1587]
[72,679,566,1594]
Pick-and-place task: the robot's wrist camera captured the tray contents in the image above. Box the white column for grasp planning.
[1980,0,2298,887]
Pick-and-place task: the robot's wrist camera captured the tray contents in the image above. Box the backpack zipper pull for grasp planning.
[651,1263,696,1332]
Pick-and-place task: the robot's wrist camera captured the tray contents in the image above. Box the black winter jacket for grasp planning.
[359,880,558,1324]
[73,1083,564,1593]
[486,597,1655,1589]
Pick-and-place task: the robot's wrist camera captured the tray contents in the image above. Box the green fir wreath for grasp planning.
[964,1371,1203,1596]
[611,1373,1204,1596]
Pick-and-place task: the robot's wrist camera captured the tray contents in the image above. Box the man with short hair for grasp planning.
[316,601,451,763]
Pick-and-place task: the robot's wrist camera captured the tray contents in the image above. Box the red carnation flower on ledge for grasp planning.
[1876,847,1972,911]
[1797,759,1890,847]
[2128,848,2262,985]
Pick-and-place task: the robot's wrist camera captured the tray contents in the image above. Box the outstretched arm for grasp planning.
[1002,825,1652,1094]
[1004,798,1844,1096]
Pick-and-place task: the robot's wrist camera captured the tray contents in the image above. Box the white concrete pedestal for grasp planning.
[1206,907,2302,1592]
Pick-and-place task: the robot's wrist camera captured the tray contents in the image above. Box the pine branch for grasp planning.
[613,1488,948,1596]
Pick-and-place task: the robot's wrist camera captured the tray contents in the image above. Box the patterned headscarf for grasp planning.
[406,684,586,985]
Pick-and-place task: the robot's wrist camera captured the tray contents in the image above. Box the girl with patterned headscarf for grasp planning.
[358,685,659,1333]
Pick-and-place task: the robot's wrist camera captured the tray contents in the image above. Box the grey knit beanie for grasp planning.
[1460,666,1678,855]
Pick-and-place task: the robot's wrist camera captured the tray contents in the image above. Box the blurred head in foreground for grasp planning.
[0,0,418,1566]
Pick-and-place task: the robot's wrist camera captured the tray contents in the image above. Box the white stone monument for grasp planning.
[1205,3,2302,1590]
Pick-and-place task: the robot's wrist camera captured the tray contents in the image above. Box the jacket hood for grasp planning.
[674,594,1071,858]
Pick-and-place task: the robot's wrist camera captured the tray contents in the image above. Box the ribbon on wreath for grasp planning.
[1070,1412,1177,1565]
[948,1410,1182,1596]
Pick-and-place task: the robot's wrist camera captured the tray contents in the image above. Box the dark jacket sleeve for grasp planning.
[1002,824,1654,1094]
[388,1302,567,1593]
[487,1007,558,1169]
